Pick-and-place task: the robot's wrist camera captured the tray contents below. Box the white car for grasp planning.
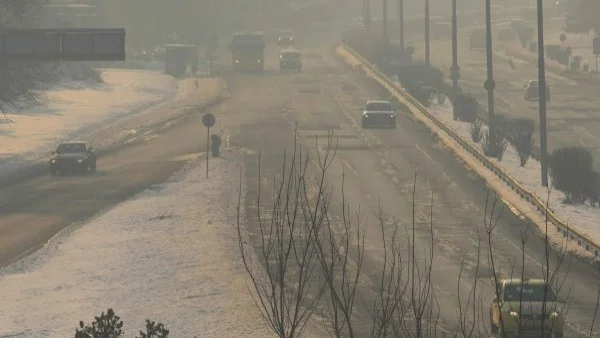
[361,100,397,128]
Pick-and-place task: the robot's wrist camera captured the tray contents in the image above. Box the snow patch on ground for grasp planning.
[0,69,177,176]
[0,151,277,338]
[429,101,600,246]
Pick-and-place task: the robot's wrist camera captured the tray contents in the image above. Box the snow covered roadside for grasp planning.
[429,101,600,247]
[0,69,177,177]
[0,151,276,338]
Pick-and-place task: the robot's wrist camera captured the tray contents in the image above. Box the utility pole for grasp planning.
[450,0,460,119]
[398,0,404,50]
[365,0,371,32]
[537,0,549,186]
[424,0,430,65]
[484,0,496,149]
[382,0,388,42]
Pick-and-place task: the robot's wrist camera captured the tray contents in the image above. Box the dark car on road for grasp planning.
[524,79,550,101]
[276,30,295,46]
[361,100,397,128]
[280,49,302,72]
[50,141,97,175]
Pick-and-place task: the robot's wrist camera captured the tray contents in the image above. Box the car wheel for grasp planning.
[361,120,368,128]
[91,160,97,173]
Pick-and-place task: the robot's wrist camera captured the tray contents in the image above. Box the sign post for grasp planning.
[593,36,600,71]
[202,113,216,178]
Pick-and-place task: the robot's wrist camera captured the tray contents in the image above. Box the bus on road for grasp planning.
[231,31,265,72]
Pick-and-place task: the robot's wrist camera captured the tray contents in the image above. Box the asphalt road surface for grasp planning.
[1,9,600,338]
[410,23,600,171]
[230,25,600,337]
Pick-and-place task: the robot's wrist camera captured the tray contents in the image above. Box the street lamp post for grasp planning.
[398,0,404,50]
[537,0,549,186]
[365,0,371,32]
[450,0,460,119]
[424,0,430,65]
[484,0,496,148]
[383,0,388,42]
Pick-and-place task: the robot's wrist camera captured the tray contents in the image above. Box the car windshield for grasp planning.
[56,143,86,154]
[504,284,557,302]
[365,102,392,111]
[282,52,300,59]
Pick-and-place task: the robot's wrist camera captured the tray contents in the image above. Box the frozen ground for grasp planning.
[0,151,278,338]
[0,69,177,177]
[429,101,600,247]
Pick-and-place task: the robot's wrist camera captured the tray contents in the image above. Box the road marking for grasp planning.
[342,159,358,175]
[416,144,436,164]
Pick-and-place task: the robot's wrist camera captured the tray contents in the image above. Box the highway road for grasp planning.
[410,24,600,171]
[1,6,599,337]
[231,22,600,337]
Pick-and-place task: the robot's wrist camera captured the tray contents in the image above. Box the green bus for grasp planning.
[165,44,198,77]
[231,31,265,72]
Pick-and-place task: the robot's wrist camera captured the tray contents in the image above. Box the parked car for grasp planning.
[490,278,564,338]
[524,79,550,101]
[49,141,97,175]
[279,48,302,72]
[361,100,397,128]
[276,30,294,45]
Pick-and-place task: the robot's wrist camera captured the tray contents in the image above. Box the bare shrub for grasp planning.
[550,146,593,204]
[453,93,478,122]
[585,171,600,207]
[470,118,483,143]
[506,117,535,167]
[236,131,332,338]
[481,129,508,161]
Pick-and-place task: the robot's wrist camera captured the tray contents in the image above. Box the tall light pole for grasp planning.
[450,0,460,119]
[537,0,549,186]
[365,0,371,32]
[398,0,404,50]
[424,0,430,65]
[383,0,388,42]
[484,0,496,148]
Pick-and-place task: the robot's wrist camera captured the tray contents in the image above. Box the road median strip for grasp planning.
[337,43,600,260]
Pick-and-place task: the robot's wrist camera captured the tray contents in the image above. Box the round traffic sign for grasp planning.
[202,113,216,128]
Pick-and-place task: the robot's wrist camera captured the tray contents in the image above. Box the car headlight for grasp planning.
[551,311,560,318]
[235,60,240,63]
[390,114,395,118]
[50,159,56,163]
[77,159,83,163]
[257,60,261,63]
[509,311,518,317]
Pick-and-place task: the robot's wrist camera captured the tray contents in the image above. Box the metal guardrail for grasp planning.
[340,44,600,258]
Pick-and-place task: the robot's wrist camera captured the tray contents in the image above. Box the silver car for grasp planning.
[524,80,550,101]
[361,100,397,128]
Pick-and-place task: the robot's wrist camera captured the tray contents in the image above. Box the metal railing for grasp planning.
[340,43,600,259]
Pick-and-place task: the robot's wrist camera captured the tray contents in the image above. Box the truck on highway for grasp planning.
[164,44,198,77]
[230,31,265,72]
